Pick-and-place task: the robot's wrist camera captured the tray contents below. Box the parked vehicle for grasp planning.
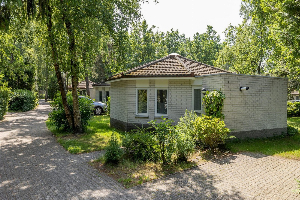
[289,100,300,103]
[79,96,106,115]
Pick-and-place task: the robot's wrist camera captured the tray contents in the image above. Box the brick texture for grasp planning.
[110,74,287,139]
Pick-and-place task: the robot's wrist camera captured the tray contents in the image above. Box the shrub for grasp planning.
[202,90,225,118]
[0,76,10,120]
[193,115,229,148]
[48,92,93,131]
[287,125,299,136]
[176,110,198,139]
[123,127,159,162]
[9,89,38,112]
[104,134,124,164]
[106,96,111,115]
[149,118,176,165]
[175,130,195,162]
[287,101,300,117]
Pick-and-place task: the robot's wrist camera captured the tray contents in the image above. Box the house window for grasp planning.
[99,91,103,102]
[193,88,202,112]
[136,89,148,115]
[156,89,168,115]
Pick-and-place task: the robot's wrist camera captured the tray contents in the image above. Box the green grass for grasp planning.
[46,115,123,154]
[226,117,300,160]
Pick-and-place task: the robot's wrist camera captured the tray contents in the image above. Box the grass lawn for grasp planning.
[46,115,122,154]
[226,117,300,160]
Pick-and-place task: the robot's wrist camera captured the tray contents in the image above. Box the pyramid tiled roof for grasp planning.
[108,53,230,81]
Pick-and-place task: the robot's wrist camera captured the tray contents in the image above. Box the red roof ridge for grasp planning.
[173,54,193,75]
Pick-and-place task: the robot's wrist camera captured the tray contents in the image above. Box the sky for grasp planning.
[140,0,243,41]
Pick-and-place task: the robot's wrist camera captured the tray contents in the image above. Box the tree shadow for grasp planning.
[0,100,136,199]
[129,164,245,200]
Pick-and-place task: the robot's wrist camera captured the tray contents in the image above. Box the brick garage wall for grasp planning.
[203,74,288,138]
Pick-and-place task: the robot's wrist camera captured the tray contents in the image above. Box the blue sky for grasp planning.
[140,0,243,41]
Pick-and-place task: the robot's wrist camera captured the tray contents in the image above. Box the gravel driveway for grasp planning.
[1,100,300,199]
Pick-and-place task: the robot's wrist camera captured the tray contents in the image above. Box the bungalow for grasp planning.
[68,81,110,102]
[107,53,287,139]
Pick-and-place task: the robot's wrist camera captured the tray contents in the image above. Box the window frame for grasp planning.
[136,88,149,116]
[155,88,168,117]
[192,86,202,113]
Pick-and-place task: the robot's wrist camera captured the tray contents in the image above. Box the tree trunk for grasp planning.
[64,13,82,134]
[85,74,90,97]
[44,65,49,102]
[46,5,74,129]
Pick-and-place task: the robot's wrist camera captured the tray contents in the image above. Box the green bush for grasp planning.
[202,90,225,118]
[149,118,177,165]
[175,130,195,162]
[176,110,198,138]
[106,96,111,115]
[194,115,229,148]
[104,134,124,164]
[123,127,159,162]
[287,125,299,136]
[48,92,93,131]
[9,89,38,112]
[0,76,11,120]
[287,101,300,117]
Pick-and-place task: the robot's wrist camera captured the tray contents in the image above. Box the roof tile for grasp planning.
[108,54,230,81]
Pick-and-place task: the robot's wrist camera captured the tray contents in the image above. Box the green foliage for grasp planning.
[202,90,225,118]
[175,130,195,162]
[104,133,124,164]
[149,118,177,165]
[176,110,198,137]
[193,115,229,148]
[0,75,11,120]
[48,92,93,132]
[106,96,111,115]
[190,25,221,66]
[123,127,159,162]
[287,102,300,117]
[287,125,299,136]
[9,89,38,112]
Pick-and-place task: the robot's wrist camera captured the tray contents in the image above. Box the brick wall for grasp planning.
[202,74,288,138]
[110,79,193,130]
[110,75,287,138]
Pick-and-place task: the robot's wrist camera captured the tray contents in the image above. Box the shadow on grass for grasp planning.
[47,115,123,154]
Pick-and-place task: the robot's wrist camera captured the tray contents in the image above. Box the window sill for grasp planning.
[154,115,168,119]
[135,115,149,118]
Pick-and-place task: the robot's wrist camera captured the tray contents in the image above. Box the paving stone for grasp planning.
[1,100,300,199]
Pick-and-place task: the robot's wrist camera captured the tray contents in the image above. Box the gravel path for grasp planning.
[1,100,300,200]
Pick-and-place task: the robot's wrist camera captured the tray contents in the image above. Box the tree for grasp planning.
[2,0,145,133]
[190,25,221,66]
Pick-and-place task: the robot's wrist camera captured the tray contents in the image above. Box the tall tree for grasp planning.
[190,25,221,66]
[2,0,144,133]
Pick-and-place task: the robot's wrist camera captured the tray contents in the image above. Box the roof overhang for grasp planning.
[106,76,195,83]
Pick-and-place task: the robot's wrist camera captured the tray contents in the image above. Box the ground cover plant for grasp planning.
[227,117,300,160]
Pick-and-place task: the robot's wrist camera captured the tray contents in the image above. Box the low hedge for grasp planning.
[9,89,38,112]
[287,101,300,117]
[0,84,10,120]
